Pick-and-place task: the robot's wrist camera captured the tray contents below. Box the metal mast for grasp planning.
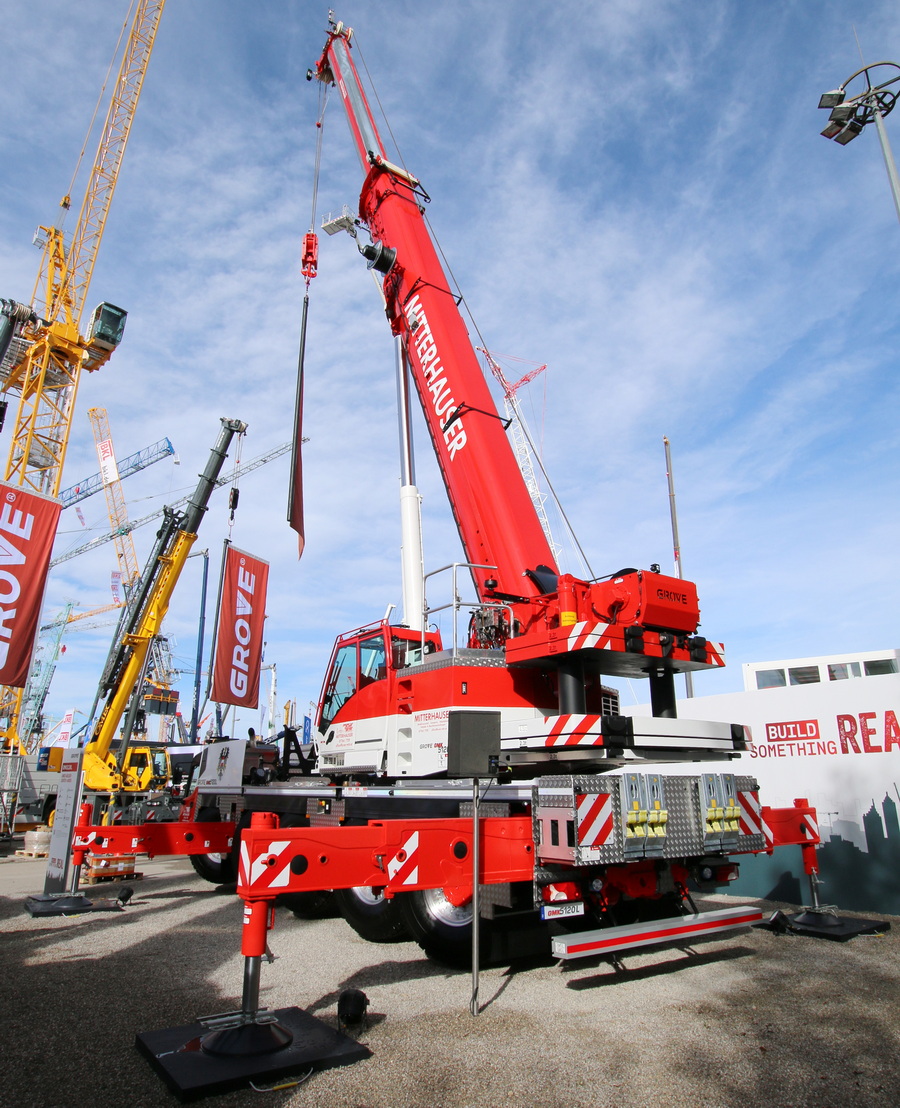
[0,0,166,747]
[1,0,166,496]
[480,349,561,566]
[88,406,142,596]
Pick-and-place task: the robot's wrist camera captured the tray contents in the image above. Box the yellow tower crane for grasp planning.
[0,0,166,747]
[88,406,142,598]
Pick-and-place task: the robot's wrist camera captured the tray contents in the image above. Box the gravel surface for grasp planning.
[1,848,898,1108]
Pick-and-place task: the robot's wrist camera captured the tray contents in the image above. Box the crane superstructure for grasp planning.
[0,0,166,748]
[0,0,166,496]
[308,19,737,779]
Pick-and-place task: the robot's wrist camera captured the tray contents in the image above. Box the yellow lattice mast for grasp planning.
[0,0,166,746]
[88,406,142,596]
[1,0,166,496]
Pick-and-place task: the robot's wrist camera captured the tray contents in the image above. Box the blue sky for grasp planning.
[1,0,899,737]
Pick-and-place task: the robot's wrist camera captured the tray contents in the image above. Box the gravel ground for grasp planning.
[0,846,898,1108]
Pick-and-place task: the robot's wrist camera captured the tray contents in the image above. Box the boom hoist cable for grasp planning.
[289,75,328,556]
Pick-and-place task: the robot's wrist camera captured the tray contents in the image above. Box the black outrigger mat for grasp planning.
[756,908,891,942]
[786,909,890,942]
[24,894,124,917]
[136,1008,370,1101]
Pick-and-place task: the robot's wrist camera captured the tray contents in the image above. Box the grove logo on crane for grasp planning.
[404,294,468,460]
[0,484,62,688]
[211,545,269,709]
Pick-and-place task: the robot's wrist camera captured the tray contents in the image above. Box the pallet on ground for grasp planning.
[81,870,143,886]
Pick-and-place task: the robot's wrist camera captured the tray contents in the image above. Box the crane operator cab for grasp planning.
[317,621,442,735]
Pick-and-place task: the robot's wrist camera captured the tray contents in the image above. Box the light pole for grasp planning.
[818,62,900,225]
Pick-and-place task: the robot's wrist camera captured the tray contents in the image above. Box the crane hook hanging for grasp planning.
[301,232,319,282]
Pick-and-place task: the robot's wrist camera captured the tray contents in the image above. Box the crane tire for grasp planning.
[400,887,486,967]
[334,886,411,943]
[188,807,238,885]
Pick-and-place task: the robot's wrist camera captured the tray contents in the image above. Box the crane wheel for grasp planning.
[334,886,411,943]
[400,887,487,967]
[188,807,238,885]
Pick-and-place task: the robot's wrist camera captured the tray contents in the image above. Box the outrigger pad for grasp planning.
[25,894,99,917]
[24,894,127,917]
[756,908,891,941]
[786,909,890,942]
[136,1007,371,1101]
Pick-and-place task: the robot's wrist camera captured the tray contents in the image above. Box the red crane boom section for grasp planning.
[317,29,557,601]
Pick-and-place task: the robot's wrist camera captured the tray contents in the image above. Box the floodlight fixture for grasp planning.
[833,119,865,145]
[828,102,857,123]
[819,89,846,110]
[820,119,846,139]
[817,61,900,225]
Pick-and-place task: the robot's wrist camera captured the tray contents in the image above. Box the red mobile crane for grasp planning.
[227,18,820,964]
[75,17,822,970]
[307,20,736,783]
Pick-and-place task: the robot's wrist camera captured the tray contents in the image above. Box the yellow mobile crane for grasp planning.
[82,418,246,800]
[15,419,246,828]
[0,0,166,748]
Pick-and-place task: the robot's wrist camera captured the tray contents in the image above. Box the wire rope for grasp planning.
[61,0,137,227]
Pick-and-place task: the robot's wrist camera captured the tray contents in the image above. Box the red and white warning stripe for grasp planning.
[240,839,294,890]
[737,790,761,837]
[576,792,614,847]
[803,812,820,844]
[386,830,420,887]
[566,621,612,652]
[544,714,603,747]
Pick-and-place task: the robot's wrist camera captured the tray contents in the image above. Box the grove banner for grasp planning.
[211,544,269,709]
[0,483,62,688]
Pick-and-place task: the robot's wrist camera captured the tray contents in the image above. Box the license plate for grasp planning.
[541,901,585,920]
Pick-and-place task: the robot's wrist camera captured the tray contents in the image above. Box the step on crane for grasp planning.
[0,0,166,749]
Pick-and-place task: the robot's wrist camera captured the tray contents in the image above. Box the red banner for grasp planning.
[0,483,62,688]
[211,545,269,708]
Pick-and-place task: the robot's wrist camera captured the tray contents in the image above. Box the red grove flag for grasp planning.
[211,545,269,709]
[0,483,62,688]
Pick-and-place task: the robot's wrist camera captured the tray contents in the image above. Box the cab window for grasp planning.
[359,635,387,687]
[320,643,358,730]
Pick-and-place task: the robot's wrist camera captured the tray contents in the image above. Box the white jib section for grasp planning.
[400,483,425,632]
